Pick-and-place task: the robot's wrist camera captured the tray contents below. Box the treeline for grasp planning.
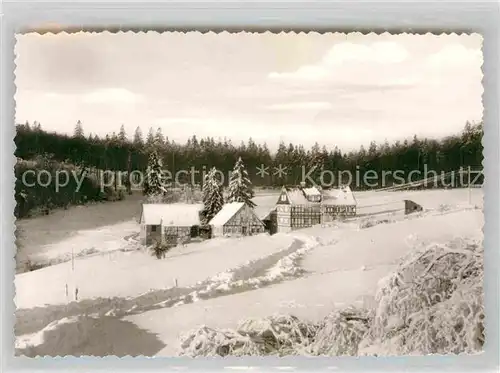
[14,154,127,219]
[15,120,483,189]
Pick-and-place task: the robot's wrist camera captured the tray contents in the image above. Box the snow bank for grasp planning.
[161,234,321,307]
[307,307,371,356]
[176,237,484,357]
[179,314,317,357]
[358,238,484,356]
[15,231,295,309]
[16,315,166,357]
[33,220,141,262]
[15,316,80,350]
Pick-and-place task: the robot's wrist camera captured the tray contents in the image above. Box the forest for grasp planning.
[14,120,483,218]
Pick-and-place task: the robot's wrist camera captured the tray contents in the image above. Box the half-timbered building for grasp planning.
[209,202,265,237]
[140,203,203,246]
[274,185,357,233]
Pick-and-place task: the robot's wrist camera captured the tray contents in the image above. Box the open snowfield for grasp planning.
[14,188,483,356]
[15,192,145,272]
[15,233,296,309]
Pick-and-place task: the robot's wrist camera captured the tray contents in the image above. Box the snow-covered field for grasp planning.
[14,188,483,357]
[16,192,145,272]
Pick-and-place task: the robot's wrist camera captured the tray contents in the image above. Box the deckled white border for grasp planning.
[1,1,498,371]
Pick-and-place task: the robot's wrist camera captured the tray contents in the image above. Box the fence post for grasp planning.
[468,166,472,205]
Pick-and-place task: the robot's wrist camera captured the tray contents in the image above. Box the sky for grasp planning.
[15,32,483,151]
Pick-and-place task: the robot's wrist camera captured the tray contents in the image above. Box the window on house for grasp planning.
[151,225,157,232]
[281,194,286,202]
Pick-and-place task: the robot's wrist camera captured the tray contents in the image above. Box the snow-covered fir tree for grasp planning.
[227,157,256,208]
[74,120,84,138]
[118,124,127,143]
[143,150,166,198]
[201,167,224,225]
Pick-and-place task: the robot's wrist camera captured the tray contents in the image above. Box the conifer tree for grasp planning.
[133,127,144,146]
[118,125,127,143]
[155,127,165,146]
[146,127,155,148]
[201,167,224,224]
[143,150,166,198]
[227,157,256,208]
[74,120,84,138]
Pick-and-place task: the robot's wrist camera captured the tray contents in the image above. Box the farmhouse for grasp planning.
[209,202,265,238]
[139,203,203,246]
[274,185,357,233]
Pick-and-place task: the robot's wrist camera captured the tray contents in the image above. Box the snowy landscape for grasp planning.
[14,188,484,357]
[14,32,484,357]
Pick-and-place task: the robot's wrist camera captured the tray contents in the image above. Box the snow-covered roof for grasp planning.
[286,189,316,205]
[322,186,357,206]
[209,202,245,226]
[259,207,276,221]
[303,187,321,197]
[141,203,203,226]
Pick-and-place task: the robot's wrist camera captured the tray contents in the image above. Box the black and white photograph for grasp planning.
[13,31,484,357]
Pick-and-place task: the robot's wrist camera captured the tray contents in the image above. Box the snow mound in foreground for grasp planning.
[177,238,484,357]
[179,314,317,357]
[359,237,484,356]
[307,307,371,356]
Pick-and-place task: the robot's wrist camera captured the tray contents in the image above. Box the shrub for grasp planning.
[151,241,171,259]
[307,307,371,356]
[15,157,102,218]
[177,237,484,357]
[358,238,484,356]
[117,188,126,201]
[179,314,317,357]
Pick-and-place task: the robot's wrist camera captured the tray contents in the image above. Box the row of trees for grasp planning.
[15,120,483,189]
[143,153,255,224]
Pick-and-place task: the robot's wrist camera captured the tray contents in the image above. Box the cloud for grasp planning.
[268,66,327,81]
[322,42,409,65]
[82,88,142,105]
[268,42,410,82]
[265,101,333,111]
[426,44,483,69]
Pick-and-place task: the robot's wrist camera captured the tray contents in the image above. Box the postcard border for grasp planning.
[1,1,498,372]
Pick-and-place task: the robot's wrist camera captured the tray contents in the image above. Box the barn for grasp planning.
[209,202,265,238]
[139,203,203,246]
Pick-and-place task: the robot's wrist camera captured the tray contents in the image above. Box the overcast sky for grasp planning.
[15,32,483,151]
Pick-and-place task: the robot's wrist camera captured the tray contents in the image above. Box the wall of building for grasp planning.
[144,224,161,245]
[213,204,265,237]
[290,205,321,229]
[163,226,192,247]
[276,204,291,233]
[275,203,357,233]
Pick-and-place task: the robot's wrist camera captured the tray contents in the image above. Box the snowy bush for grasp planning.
[151,241,171,259]
[179,314,317,357]
[178,238,484,357]
[358,238,484,356]
[307,307,371,356]
[236,314,317,355]
[179,326,262,357]
[359,218,394,230]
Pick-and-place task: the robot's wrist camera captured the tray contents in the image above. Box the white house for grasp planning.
[139,203,203,246]
[209,202,265,238]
